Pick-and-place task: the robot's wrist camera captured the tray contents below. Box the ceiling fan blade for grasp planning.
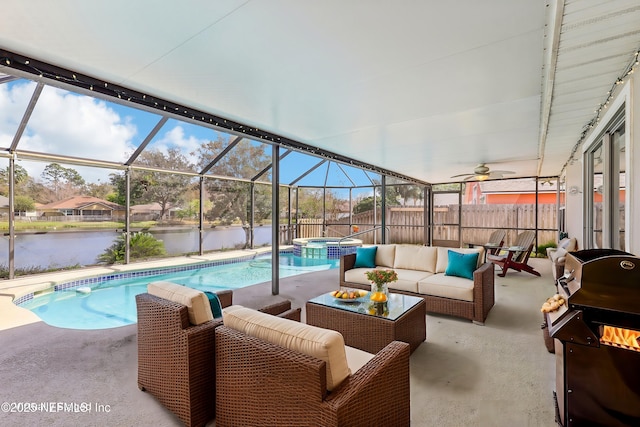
[489,170,515,175]
[450,173,473,178]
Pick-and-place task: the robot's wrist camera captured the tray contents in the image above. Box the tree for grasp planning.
[108,149,195,219]
[197,136,272,248]
[86,181,115,200]
[108,172,146,206]
[394,184,424,206]
[296,188,345,220]
[134,149,195,220]
[14,195,35,213]
[0,164,29,196]
[41,163,86,198]
[352,185,401,214]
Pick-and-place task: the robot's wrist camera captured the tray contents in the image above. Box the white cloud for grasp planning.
[151,125,208,168]
[1,80,138,182]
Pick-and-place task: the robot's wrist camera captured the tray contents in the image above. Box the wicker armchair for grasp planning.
[136,289,300,427]
[214,325,411,427]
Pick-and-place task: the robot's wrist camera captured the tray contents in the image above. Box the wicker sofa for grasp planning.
[136,282,300,427]
[340,244,495,324]
[215,305,411,427]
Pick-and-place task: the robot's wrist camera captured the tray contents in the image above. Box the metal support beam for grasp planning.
[250,182,255,249]
[381,176,387,243]
[287,187,293,244]
[295,187,299,240]
[125,116,169,165]
[8,155,16,279]
[271,145,280,295]
[125,169,131,264]
[10,82,43,152]
[423,186,430,245]
[200,136,243,175]
[199,176,205,255]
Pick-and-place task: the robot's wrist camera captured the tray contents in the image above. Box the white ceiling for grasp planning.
[1,0,640,183]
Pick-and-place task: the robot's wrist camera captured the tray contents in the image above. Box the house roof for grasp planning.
[38,196,124,211]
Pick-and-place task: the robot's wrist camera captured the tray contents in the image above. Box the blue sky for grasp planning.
[1,77,378,196]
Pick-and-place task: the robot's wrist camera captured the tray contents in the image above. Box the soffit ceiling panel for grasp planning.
[540,0,640,176]
[1,1,639,184]
[0,0,545,184]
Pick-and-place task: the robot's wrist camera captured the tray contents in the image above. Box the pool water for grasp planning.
[19,254,337,330]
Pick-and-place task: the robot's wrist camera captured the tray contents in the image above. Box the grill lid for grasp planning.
[569,256,640,316]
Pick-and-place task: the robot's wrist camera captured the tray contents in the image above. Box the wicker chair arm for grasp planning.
[216,289,233,308]
[277,307,302,322]
[215,326,328,426]
[472,262,495,324]
[258,300,292,316]
[340,253,357,275]
[256,300,301,322]
[323,341,410,426]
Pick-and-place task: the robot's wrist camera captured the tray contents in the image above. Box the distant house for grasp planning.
[0,195,9,216]
[129,203,179,221]
[38,196,125,220]
[464,180,559,205]
[129,203,164,221]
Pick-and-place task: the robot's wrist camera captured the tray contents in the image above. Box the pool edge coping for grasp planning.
[0,247,287,331]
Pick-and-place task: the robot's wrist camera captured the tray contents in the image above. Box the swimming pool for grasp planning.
[17,253,338,330]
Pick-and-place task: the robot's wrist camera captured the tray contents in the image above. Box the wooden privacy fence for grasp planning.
[292,203,559,249]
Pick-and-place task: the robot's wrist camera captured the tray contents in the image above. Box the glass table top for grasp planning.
[308,291,423,320]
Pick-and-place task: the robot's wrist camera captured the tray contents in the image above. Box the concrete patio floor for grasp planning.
[0,257,557,427]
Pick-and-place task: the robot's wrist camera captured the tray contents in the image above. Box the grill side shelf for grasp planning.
[549,309,599,347]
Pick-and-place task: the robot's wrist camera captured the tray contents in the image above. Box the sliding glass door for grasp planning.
[584,109,626,251]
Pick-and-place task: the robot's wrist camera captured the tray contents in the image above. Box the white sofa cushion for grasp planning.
[550,247,567,263]
[375,244,396,268]
[148,281,213,325]
[387,268,433,293]
[344,346,375,374]
[394,245,437,273]
[344,267,374,285]
[558,237,577,251]
[418,274,475,302]
[222,305,350,391]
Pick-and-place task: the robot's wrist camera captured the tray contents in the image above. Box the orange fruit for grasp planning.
[370,292,387,303]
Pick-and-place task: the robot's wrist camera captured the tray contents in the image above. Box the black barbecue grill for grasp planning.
[548,249,640,426]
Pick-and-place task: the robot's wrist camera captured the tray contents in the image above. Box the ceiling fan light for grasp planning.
[476,174,489,181]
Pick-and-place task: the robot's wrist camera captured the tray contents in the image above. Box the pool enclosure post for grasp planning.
[295,187,299,240]
[287,186,293,244]
[8,154,16,279]
[373,188,378,244]
[272,145,280,295]
[381,176,387,244]
[322,186,327,236]
[125,168,131,264]
[199,176,205,255]
[250,182,255,249]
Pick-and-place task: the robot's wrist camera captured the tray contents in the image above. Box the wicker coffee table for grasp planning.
[306,292,426,354]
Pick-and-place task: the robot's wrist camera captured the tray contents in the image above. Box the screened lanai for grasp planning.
[0,63,437,284]
[1,59,565,286]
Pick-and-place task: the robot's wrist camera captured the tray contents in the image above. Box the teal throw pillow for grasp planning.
[445,250,479,280]
[354,246,377,268]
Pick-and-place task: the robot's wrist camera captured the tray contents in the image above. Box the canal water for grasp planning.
[1,226,273,270]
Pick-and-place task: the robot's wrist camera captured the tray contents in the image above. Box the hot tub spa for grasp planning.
[292,237,362,259]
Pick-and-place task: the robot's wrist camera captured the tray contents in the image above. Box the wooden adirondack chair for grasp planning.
[487,230,540,277]
[485,229,507,255]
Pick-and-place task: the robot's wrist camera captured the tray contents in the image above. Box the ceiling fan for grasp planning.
[450,163,515,181]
